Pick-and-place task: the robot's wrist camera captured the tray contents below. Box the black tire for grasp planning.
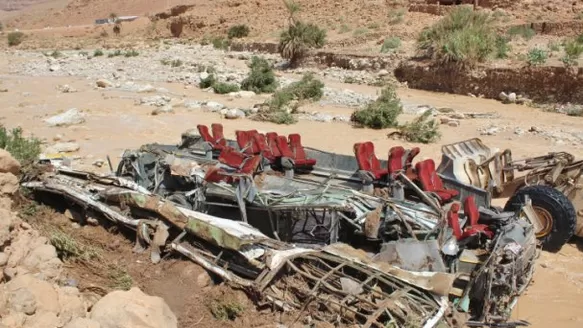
[504,185,576,252]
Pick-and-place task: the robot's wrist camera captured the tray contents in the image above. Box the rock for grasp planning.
[436,107,455,113]
[0,149,21,175]
[223,108,245,119]
[64,318,102,328]
[58,85,77,93]
[7,287,37,315]
[23,311,60,328]
[378,69,389,76]
[90,287,177,328]
[20,222,31,230]
[480,126,499,136]
[151,105,174,115]
[92,160,105,168]
[450,113,466,120]
[96,79,113,88]
[203,101,225,111]
[228,90,255,98]
[0,173,19,195]
[0,252,8,266]
[118,83,156,93]
[138,95,171,107]
[196,272,212,288]
[49,65,60,72]
[439,117,451,124]
[448,120,460,127]
[45,142,80,154]
[312,113,333,123]
[183,100,202,110]
[5,274,60,315]
[499,91,508,101]
[514,127,525,135]
[508,92,517,103]
[199,72,209,80]
[45,108,86,127]
[529,126,540,133]
[57,287,88,326]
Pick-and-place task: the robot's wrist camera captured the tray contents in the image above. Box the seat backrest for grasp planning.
[276,135,294,158]
[253,133,271,157]
[236,130,253,154]
[288,133,307,160]
[406,147,420,168]
[354,142,371,171]
[266,133,281,158]
[415,159,444,192]
[463,196,480,227]
[211,123,224,141]
[247,130,260,154]
[388,146,406,174]
[447,203,462,240]
[218,147,247,168]
[197,125,214,143]
[364,142,382,171]
[239,155,262,174]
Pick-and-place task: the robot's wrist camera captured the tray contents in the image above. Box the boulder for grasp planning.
[0,173,18,195]
[44,108,86,127]
[23,311,60,328]
[223,109,245,119]
[44,142,80,154]
[96,79,113,88]
[0,207,17,246]
[151,105,174,115]
[65,318,102,328]
[5,274,60,315]
[90,287,177,328]
[228,91,255,98]
[57,287,88,326]
[0,149,21,175]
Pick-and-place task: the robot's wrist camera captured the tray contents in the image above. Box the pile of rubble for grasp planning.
[0,150,178,328]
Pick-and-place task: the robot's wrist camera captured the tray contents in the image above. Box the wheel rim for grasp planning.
[533,206,553,238]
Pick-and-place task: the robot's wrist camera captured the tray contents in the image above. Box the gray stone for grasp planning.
[138,95,171,107]
[508,92,517,103]
[45,142,80,154]
[96,79,113,88]
[204,101,225,111]
[228,90,255,98]
[151,105,174,115]
[49,65,60,72]
[183,100,202,110]
[44,108,86,127]
[447,120,460,127]
[223,108,245,119]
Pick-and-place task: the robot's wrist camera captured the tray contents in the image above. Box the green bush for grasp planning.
[397,110,441,143]
[380,37,401,53]
[495,35,511,59]
[94,49,104,56]
[279,21,326,66]
[228,24,250,39]
[108,50,122,57]
[208,299,245,321]
[527,48,547,66]
[351,86,402,129]
[124,49,139,57]
[49,50,63,58]
[7,32,24,46]
[417,7,497,67]
[199,74,217,89]
[213,82,240,94]
[561,38,583,67]
[0,126,41,168]
[283,73,325,101]
[389,8,406,25]
[508,25,536,40]
[241,56,279,93]
[212,37,229,50]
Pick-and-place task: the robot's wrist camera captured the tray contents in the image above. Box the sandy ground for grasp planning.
[2,52,583,327]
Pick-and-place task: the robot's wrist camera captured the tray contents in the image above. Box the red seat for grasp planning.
[447,203,463,240]
[198,124,227,150]
[211,123,227,149]
[353,142,388,180]
[388,146,406,176]
[267,133,282,158]
[288,134,316,167]
[406,147,420,168]
[218,147,247,169]
[204,166,232,183]
[276,135,295,159]
[254,133,274,162]
[461,196,494,239]
[236,130,252,154]
[415,159,459,203]
[239,155,262,174]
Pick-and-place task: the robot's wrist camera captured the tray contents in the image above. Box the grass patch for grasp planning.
[212,37,230,50]
[548,41,561,52]
[339,24,351,34]
[124,49,139,57]
[566,107,583,116]
[228,24,250,39]
[396,110,441,143]
[93,49,104,57]
[388,8,406,25]
[107,50,122,57]
[380,37,401,53]
[7,32,24,46]
[495,35,511,59]
[368,22,380,29]
[508,25,536,40]
[0,126,41,169]
[351,86,402,129]
[213,82,240,94]
[47,50,63,58]
[253,73,324,125]
[208,299,245,321]
[50,230,101,261]
[353,28,369,36]
[561,37,583,67]
[279,21,326,66]
[108,265,133,291]
[527,48,547,66]
[161,59,183,67]
[417,7,497,67]
[241,56,279,93]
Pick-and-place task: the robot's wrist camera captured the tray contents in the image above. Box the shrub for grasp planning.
[283,73,324,101]
[566,106,583,116]
[7,32,24,46]
[495,35,511,59]
[124,49,139,57]
[213,82,240,94]
[0,126,41,168]
[208,299,245,321]
[388,8,406,25]
[527,48,547,66]
[199,74,217,89]
[351,86,402,129]
[508,25,536,40]
[212,37,229,50]
[279,21,326,66]
[228,24,250,39]
[417,7,496,67]
[170,59,183,67]
[397,110,441,143]
[548,41,560,52]
[380,37,401,53]
[241,56,279,93]
[339,24,351,34]
[94,49,104,56]
[108,50,122,57]
[48,50,63,58]
[561,39,583,67]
